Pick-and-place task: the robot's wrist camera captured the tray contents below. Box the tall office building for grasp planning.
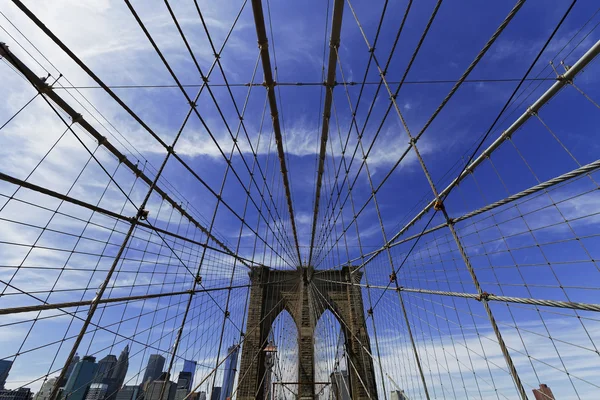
[114,386,139,400]
[142,356,165,386]
[144,373,175,400]
[60,355,81,389]
[84,384,108,400]
[173,371,192,400]
[0,360,13,390]
[0,388,33,400]
[390,389,410,400]
[63,356,98,400]
[181,361,196,391]
[34,378,58,400]
[219,345,238,400]
[533,384,555,400]
[209,387,220,400]
[105,346,129,400]
[92,356,117,385]
[330,371,350,400]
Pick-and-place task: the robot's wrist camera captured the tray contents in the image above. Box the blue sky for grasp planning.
[1,0,600,399]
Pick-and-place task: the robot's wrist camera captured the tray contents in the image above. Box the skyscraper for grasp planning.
[105,346,129,400]
[0,388,33,400]
[92,356,117,385]
[173,371,192,400]
[63,356,98,400]
[218,346,238,400]
[34,378,58,400]
[144,373,175,400]
[209,387,220,400]
[533,384,555,400]
[0,360,13,390]
[142,356,165,386]
[60,355,81,389]
[84,384,108,400]
[181,361,196,391]
[115,386,139,400]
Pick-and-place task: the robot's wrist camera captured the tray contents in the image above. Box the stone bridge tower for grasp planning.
[237,266,378,399]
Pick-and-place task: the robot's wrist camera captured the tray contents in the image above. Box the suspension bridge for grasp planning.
[1,0,600,399]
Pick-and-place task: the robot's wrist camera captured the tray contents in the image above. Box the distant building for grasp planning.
[34,377,58,400]
[209,387,220,400]
[84,384,108,400]
[330,371,350,400]
[0,388,33,400]
[533,384,555,400]
[60,355,81,389]
[142,356,165,387]
[106,346,129,400]
[114,386,139,400]
[174,371,193,400]
[390,389,410,400]
[93,356,117,385]
[196,392,206,400]
[219,346,238,400]
[181,361,196,392]
[144,373,176,400]
[0,360,13,390]
[63,356,98,400]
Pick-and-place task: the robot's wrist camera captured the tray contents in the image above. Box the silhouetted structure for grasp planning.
[59,356,80,389]
[115,386,139,400]
[0,361,12,390]
[181,361,196,391]
[142,356,165,387]
[219,346,238,400]
[144,373,176,400]
[533,384,555,400]
[209,387,220,400]
[63,356,98,400]
[0,388,33,400]
[34,378,58,400]
[93,356,117,385]
[84,384,108,400]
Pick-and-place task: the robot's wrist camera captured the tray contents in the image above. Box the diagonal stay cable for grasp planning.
[250,0,302,266]
[307,0,345,267]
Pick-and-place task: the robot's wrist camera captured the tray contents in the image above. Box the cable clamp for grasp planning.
[433,199,444,212]
[389,272,397,283]
[225,311,230,318]
[167,145,175,154]
[72,113,84,124]
[137,209,149,221]
[367,308,373,316]
[97,136,107,145]
[195,275,202,285]
[213,53,220,60]
[368,47,375,53]
[189,101,197,108]
[476,291,491,302]
[526,107,537,116]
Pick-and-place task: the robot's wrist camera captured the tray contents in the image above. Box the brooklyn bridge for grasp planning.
[1,0,600,399]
